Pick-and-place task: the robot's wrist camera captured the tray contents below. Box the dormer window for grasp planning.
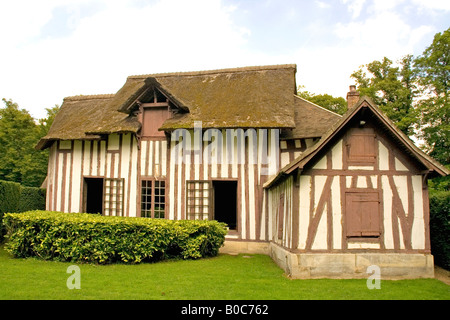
[138,89,171,139]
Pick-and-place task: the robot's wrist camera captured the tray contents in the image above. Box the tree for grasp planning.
[350,55,417,136]
[414,27,450,167]
[0,99,58,187]
[297,86,347,115]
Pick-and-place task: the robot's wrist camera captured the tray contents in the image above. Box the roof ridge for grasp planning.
[127,64,297,80]
[64,94,115,101]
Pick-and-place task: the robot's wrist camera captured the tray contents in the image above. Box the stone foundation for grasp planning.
[219,241,435,280]
[269,243,435,279]
[220,240,270,255]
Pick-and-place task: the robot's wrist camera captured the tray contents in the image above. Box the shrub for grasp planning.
[0,180,21,213]
[3,211,228,264]
[429,190,450,270]
[18,186,46,212]
[0,180,46,242]
[0,180,21,242]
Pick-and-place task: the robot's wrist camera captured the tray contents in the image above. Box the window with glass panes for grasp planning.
[186,181,212,220]
[141,180,165,218]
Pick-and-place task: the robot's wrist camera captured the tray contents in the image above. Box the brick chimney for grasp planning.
[346,85,359,109]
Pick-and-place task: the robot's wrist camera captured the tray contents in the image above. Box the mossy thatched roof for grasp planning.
[115,64,298,129]
[37,64,310,149]
[281,96,342,139]
[36,94,140,150]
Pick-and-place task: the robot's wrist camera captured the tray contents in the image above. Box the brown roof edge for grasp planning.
[35,135,102,150]
[265,97,448,189]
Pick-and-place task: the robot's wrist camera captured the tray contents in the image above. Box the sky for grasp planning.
[0,0,449,120]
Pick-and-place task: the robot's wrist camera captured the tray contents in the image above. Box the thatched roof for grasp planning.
[114,64,298,129]
[36,94,140,150]
[265,97,449,188]
[36,64,303,149]
[37,64,346,149]
[281,96,342,139]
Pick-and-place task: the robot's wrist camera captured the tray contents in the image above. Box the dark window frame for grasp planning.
[141,179,166,219]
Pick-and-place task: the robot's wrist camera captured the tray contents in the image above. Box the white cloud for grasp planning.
[332,4,435,71]
[411,0,450,12]
[1,0,447,120]
[315,1,331,9]
[341,0,367,19]
[0,0,252,119]
[293,0,438,98]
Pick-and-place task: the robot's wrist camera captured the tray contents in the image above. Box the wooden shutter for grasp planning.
[142,107,169,138]
[346,191,380,237]
[347,128,376,165]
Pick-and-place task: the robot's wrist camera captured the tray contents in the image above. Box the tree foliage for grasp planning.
[347,28,449,190]
[297,86,347,115]
[298,27,449,190]
[0,99,58,187]
[350,55,417,136]
[414,27,450,166]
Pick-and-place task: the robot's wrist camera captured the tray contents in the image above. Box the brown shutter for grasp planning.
[346,191,380,237]
[347,128,376,165]
[142,108,169,138]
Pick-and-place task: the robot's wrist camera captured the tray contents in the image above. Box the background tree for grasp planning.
[414,27,449,167]
[0,99,58,187]
[297,86,347,115]
[350,55,417,136]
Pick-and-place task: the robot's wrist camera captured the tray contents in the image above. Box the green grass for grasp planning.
[0,245,448,300]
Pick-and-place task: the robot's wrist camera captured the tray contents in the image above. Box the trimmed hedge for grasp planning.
[0,180,21,242]
[0,180,21,214]
[429,190,450,270]
[18,186,46,213]
[0,180,46,242]
[3,211,228,264]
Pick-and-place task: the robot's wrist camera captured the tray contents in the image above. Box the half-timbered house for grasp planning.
[37,65,448,279]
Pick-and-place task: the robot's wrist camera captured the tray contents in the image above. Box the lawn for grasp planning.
[0,245,448,300]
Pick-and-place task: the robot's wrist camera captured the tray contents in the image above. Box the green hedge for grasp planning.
[429,190,450,270]
[3,211,228,264]
[0,180,46,242]
[0,180,21,214]
[18,186,46,212]
[0,180,21,242]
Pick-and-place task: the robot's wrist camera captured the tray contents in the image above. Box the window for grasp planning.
[345,190,380,237]
[186,181,212,220]
[104,178,124,216]
[346,127,376,165]
[141,180,166,218]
